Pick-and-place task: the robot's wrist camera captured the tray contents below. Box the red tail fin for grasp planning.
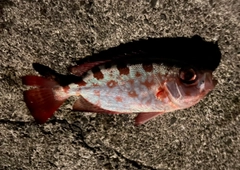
[22,76,67,124]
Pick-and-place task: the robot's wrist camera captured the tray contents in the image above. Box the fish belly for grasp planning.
[80,86,159,113]
[80,80,171,113]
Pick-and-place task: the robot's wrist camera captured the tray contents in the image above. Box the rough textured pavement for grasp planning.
[0,0,239,169]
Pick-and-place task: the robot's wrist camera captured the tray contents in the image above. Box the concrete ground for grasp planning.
[0,0,239,169]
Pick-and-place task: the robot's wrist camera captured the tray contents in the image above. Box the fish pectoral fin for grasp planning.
[134,112,164,126]
[73,96,119,114]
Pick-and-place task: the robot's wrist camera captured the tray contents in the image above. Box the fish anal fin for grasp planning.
[73,96,119,114]
[69,61,109,76]
[135,112,164,126]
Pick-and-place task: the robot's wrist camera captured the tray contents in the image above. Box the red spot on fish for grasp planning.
[64,86,70,93]
[135,72,141,77]
[94,90,100,96]
[115,96,123,102]
[128,79,134,85]
[142,79,155,89]
[128,90,138,98]
[91,66,104,80]
[93,71,104,80]
[118,66,130,75]
[78,81,87,86]
[143,64,153,72]
[93,83,99,87]
[107,80,117,88]
[156,87,168,99]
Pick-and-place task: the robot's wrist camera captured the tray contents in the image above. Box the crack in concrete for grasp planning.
[0,118,156,169]
[49,119,157,169]
[114,149,157,170]
[68,121,156,169]
[0,119,30,125]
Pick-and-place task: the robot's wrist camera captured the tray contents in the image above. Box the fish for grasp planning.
[22,35,220,125]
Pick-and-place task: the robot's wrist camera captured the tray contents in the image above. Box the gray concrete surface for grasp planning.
[0,0,239,169]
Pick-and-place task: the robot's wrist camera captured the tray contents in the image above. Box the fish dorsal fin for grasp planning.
[69,61,110,76]
[135,112,164,126]
[73,96,119,114]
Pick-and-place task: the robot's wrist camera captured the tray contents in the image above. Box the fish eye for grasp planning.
[179,68,197,84]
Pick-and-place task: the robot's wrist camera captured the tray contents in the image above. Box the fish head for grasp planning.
[163,68,217,109]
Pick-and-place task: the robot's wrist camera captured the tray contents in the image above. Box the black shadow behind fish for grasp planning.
[73,35,221,72]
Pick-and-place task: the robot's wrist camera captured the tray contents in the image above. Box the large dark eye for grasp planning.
[179,68,197,84]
